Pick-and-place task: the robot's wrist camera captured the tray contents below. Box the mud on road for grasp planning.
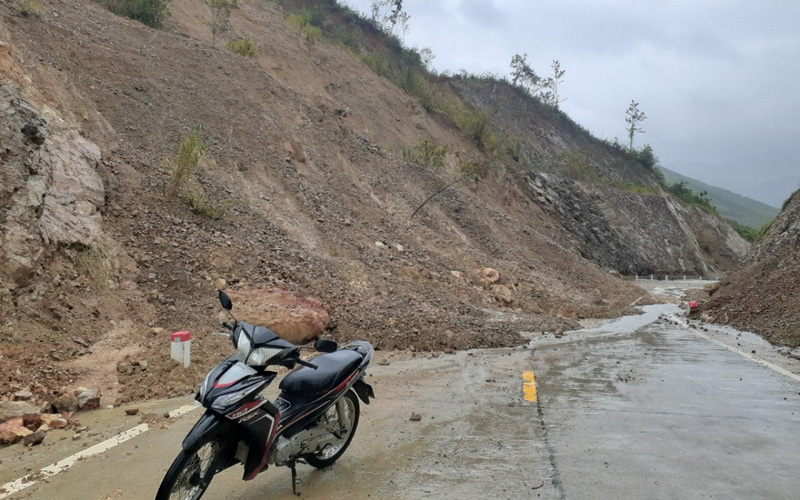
[4,281,800,499]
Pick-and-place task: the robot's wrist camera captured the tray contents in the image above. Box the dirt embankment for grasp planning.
[703,190,800,347]
[0,0,729,410]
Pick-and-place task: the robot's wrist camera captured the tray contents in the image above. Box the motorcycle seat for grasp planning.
[279,349,362,396]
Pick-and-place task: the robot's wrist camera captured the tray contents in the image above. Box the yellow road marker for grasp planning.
[523,370,538,402]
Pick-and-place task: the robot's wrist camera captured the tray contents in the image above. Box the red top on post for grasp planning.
[688,301,699,310]
[171,331,191,342]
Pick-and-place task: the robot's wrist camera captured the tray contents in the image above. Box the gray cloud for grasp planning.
[343,0,800,207]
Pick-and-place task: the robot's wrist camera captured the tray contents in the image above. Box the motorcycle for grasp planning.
[156,290,375,499]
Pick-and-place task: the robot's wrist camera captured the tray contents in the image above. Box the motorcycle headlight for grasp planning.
[236,333,252,360]
[246,347,283,366]
[211,388,254,411]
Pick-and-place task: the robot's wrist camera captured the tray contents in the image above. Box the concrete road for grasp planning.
[3,302,800,499]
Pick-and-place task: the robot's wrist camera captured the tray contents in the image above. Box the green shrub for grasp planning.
[225,39,257,57]
[95,0,172,28]
[167,127,206,198]
[613,180,658,196]
[287,7,324,42]
[400,139,448,171]
[329,25,364,51]
[181,193,226,219]
[726,219,760,243]
[668,181,717,214]
[453,109,491,148]
[13,0,43,17]
[74,246,112,290]
[360,53,389,76]
[305,24,322,43]
[560,151,599,182]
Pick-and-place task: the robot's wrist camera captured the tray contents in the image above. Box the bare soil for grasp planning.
[0,0,656,408]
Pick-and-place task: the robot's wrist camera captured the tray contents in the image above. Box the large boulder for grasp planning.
[0,400,40,422]
[227,287,330,345]
[0,419,33,445]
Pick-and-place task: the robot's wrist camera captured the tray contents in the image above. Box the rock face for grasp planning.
[453,81,749,276]
[0,82,105,290]
[519,172,747,276]
[227,287,331,345]
[705,190,800,347]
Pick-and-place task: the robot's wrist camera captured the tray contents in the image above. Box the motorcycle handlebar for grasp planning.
[296,358,318,370]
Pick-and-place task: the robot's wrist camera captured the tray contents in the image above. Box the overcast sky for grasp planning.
[342,0,800,207]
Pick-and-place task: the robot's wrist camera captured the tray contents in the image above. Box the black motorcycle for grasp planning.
[156,290,375,499]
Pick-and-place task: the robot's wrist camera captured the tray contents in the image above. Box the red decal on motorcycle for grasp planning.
[333,372,356,394]
[278,401,328,432]
[213,379,240,389]
[226,400,263,420]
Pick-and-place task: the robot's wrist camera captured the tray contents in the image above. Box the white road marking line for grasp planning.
[168,403,201,418]
[0,403,200,499]
[666,314,800,384]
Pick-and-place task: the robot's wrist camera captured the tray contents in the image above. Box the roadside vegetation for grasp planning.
[725,219,762,243]
[225,38,257,57]
[668,181,716,214]
[94,0,172,28]
[12,0,43,17]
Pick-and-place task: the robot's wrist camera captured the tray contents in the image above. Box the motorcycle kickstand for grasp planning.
[289,460,304,496]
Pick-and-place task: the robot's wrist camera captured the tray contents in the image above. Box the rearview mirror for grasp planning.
[314,339,338,353]
[218,290,232,311]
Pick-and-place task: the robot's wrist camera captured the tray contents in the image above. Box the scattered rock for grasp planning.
[0,400,39,421]
[22,413,44,431]
[76,387,101,410]
[474,268,500,287]
[214,278,227,290]
[125,408,140,416]
[409,412,422,422]
[23,430,46,446]
[0,421,33,445]
[51,393,79,413]
[117,361,134,375]
[491,284,515,307]
[40,414,67,429]
[13,389,34,401]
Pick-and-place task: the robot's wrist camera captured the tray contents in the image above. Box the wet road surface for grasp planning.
[3,302,800,499]
[532,305,800,499]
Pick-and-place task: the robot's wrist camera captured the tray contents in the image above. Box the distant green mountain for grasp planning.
[661,167,779,229]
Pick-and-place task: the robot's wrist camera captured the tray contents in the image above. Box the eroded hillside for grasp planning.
[1,0,744,404]
[704,190,800,347]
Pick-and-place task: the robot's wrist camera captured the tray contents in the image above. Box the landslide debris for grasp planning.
[704,189,800,347]
[0,0,739,408]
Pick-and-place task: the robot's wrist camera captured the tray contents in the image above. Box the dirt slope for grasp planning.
[704,190,800,347]
[0,0,737,405]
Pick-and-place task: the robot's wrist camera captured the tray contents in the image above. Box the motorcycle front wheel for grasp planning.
[304,389,360,469]
[155,436,222,500]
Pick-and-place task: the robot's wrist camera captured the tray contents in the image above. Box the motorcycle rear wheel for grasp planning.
[304,390,360,468]
[155,436,222,500]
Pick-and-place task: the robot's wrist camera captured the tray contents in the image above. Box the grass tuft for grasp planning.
[167,127,206,198]
[225,39,257,57]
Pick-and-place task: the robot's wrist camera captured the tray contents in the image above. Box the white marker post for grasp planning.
[171,331,191,367]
